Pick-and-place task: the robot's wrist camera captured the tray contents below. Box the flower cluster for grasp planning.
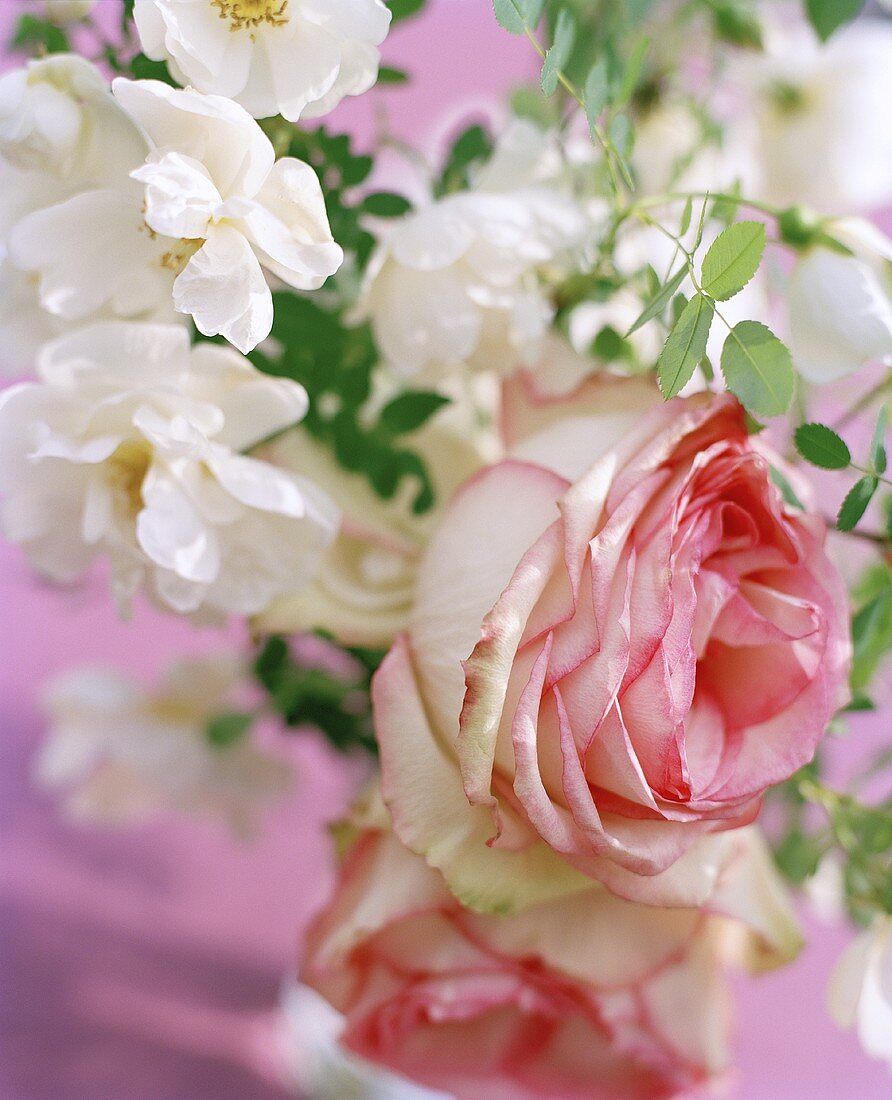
[2,0,891,1094]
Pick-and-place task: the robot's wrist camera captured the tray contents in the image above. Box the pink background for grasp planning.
[0,1,889,1096]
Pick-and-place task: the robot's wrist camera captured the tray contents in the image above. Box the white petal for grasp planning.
[789,249,892,384]
[113,78,274,197]
[241,157,342,287]
[132,150,220,239]
[173,225,273,353]
[137,468,220,583]
[206,448,338,528]
[387,202,475,270]
[37,321,191,387]
[299,0,392,43]
[8,187,170,321]
[368,262,481,375]
[254,19,341,122]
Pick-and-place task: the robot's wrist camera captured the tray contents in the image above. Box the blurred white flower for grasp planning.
[632,98,751,197]
[37,656,290,833]
[42,1,97,24]
[828,915,892,1071]
[0,54,143,180]
[10,80,342,354]
[278,980,449,1099]
[358,120,589,379]
[804,852,847,925]
[133,0,391,122]
[787,219,892,385]
[0,322,339,618]
[733,19,892,213]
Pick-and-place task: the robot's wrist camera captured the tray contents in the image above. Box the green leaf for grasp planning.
[805,0,865,42]
[377,66,409,84]
[794,423,852,470]
[720,321,794,417]
[206,711,253,748]
[711,1,764,49]
[607,114,636,189]
[130,53,178,85]
[437,123,493,195]
[657,294,714,399]
[679,196,693,236]
[388,0,427,22]
[12,14,69,54]
[614,37,649,110]
[583,60,610,134]
[493,0,526,33]
[870,406,888,475]
[700,221,766,301]
[851,569,892,694]
[710,182,742,230]
[379,391,451,435]
[360,191,412,217]
[627,264,688,335]
[838,476,878,532]
[540,8,575,96]
[774,828,823,884]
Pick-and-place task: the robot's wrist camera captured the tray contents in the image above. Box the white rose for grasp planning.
[256,377,497,647]
[0,321,339,618]
[0,54,143,180]
[828,915,892,1071]
[733,20,892,213]
[0,57,169,373]
[787,219,892,385]
[133,0,391,122]
[37,657,290,833]
[358,123,588,380]
[9,80,343,354]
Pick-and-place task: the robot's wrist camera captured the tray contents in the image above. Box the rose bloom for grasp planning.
[304,809,801,1100]
[373,380,850,912]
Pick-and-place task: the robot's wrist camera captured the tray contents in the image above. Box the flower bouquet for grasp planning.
[1,0,890,1096]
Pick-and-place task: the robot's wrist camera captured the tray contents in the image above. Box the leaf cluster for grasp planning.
[794,410,888,533]
[250,294,446,514]
[253,635,381,755]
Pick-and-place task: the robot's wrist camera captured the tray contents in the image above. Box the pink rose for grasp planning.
[373,383,850,912]
[304,819,800,1100]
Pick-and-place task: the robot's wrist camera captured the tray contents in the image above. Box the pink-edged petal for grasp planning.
[411,460,569,746]
[374,635,591,915]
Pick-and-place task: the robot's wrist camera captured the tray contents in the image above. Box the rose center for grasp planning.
[210,0,289,33]
[106,440,152,519]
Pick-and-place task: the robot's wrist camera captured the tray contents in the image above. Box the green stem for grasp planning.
[520,23,624,198]
[632,190,780,218]
[832,372,892,431]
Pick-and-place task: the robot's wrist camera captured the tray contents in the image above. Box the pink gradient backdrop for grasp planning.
[0,1,889,1096]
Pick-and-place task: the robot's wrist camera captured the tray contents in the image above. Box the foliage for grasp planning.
[253,635,381,755]
[250,295,445,515]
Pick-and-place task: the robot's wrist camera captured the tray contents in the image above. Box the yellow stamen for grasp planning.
[211,0,289,33]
